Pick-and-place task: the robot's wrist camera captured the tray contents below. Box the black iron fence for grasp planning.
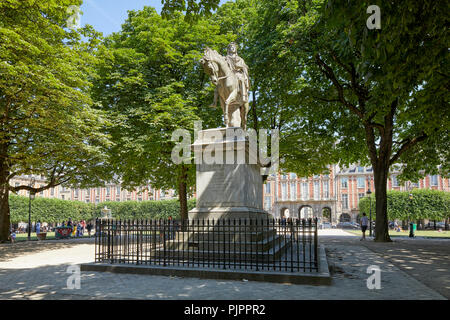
[95,217,319,273]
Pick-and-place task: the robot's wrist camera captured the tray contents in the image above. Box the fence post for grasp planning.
[136,220,140,265]
[314,217,318,270]
[163,219,166,266]
[95,218,98,262]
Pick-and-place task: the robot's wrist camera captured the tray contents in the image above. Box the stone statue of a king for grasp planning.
[200,42,250,129]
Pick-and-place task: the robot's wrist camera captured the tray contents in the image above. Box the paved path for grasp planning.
[0,233,446,300]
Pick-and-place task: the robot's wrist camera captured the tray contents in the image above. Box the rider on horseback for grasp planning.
[210,42,250,109]
[225,42,250,103]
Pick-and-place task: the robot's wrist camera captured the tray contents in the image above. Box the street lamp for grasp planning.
[366,188,373,237]
[27,177,36,241]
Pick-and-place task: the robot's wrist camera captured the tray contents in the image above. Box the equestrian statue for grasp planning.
[200,43,250,129]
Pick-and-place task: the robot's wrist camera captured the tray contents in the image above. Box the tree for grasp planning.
[161,0,220,21]
[91,7,234,221]
[246,0,449,242]
[0,0,112,241]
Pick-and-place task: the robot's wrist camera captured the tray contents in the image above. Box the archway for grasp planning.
[298,205,313,220]
[339,213,351,222]
[280,207,289,219]
[322,207,332,222]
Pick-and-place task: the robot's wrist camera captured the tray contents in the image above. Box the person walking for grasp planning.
[10,229,16,243]
[360,212,369,240]
[36,220,41,235]
[86,221,93,237]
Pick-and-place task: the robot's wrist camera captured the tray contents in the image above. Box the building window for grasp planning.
[342,194,348,210]
[74,189,79,198]
[314,181,320,200]
[323,181,329,199]
[116,186,121,194]
[430,175,438,186]
[357,166,364,173]
[341,178,348,188]
[357,177,365,188]
[392,175,399,187]
[302,183,309,200]
[281,183,287,200]
[264,196,271,210]
[358,193,365,200]
[290,182,297,200]
[290,173,297,179]
[265,183,271,194]
[51,188,54,196]
[61,195,65,200]
[106,187,110,196]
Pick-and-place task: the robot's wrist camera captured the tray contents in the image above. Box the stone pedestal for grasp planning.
[188,127,270,220]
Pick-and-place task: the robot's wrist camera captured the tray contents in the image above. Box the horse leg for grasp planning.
[210,86,219,108]
[225,89,238,127]
[240,102,249,130]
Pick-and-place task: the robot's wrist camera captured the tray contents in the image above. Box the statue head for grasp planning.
[227,42,237,55]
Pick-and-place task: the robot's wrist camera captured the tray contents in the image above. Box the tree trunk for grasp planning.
[0,161,10,242]
[251,90,258,133]
[178,164,188,222]
[373,163,392,242]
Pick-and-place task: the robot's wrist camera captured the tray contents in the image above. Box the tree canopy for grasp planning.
[240,0,449,241]
[0,0,113,241]
[91,7,235,219]
[161,0,221,21]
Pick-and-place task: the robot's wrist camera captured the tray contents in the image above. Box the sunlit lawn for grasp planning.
[14,232,92,242]
[344,229,450,238]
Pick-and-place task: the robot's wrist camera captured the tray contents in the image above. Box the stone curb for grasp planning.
[80,245,331,286]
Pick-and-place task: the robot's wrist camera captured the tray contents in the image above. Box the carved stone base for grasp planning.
[188,127,269,221]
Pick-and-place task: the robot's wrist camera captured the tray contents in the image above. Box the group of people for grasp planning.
[61,218,94,237]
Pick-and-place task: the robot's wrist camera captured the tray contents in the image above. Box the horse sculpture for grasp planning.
[200,47,249,129]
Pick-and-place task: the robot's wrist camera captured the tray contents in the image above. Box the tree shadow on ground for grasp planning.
[360,239,450,299]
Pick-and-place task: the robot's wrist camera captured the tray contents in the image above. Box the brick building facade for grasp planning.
[10,164,449,224]
[264,165,449,223]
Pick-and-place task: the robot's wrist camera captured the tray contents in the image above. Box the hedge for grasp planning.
[358,189,450,221]
[9,194,196,223]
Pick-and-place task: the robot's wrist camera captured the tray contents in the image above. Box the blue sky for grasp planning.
[80,0,228,36]
[80,0,163,36]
